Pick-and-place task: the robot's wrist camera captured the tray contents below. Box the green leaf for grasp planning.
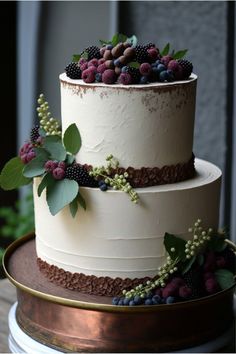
[164,233,187,261]
[173,49,188,60]
[160,43,170,56]
[181,256,196,275]
[72,54,81,62]
[43,136,67,161]
[0,157,31,190]
[63,123,82,155]
[99,39,111,45]
[208,233,227,252]
[66,154,75,165]
[23,149,48,178]
[78,192,86,210]
[37,173,55,197]
[69,197,78,218]
[127,61,140,69]
[46,179,79,215]
[81,51,89,60]
[39,128,46,137]
[215,269,235,290]
[111,33,127,46]
[197,254,204,266]
[127,35,138,47]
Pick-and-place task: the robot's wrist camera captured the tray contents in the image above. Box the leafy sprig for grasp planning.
[89,155,139,204]
[160,43,188,59]
[37,94,61,137]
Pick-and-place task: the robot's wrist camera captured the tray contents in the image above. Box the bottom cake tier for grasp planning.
[34,159,221,285]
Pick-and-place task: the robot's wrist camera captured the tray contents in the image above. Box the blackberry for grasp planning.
[65,62,82,79]
[82,46,101,60]
[65,164,98,187]
[127,67,141,84]
[182,267,204,299]
[30,125,40,142]
[178,59,193,79]
[135,43,155,63]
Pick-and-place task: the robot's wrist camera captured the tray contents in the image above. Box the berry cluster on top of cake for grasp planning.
[65,33,193,84]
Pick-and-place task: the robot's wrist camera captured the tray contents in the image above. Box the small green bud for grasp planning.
[170,247,175,252]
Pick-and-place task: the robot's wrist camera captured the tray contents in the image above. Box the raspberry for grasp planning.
[53,167,65,180]
[65,62,82,79]
[205,278,219,294]
[167,60,180,72]
[30,125,40,142]
[161,55,173,67]
[58,161,66,170]
[102,69,117,84]
[204,251,217,272]
[118,73,132,85]
[82,68,96,83]
[139,63,152,76]
[65,164,98,187]
[19,142,35,164]
[88,59,98,67]
[82,46,101,60]
[44,160,58,172]
[80,62,88,71]
[98,58,106,65]
[179,286,192,299]
[162,283,178,298]
[147,48,159,61]
[178,59,193,79]
[97,63,107,74]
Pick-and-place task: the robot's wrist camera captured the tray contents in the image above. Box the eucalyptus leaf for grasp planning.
[44,136,67,161]
[72,54,81,62]
[63,123,82,155]
[127,35,138,47]
[215,269,235,290]
[39,128,46,137]
[181,256,196,275]
[164,232,187,261]
[0,157,31,190]
[112,33,127,46]
[197,254,204,266]
[23,157,46,178]
[46,179,79,215]
[160,43,170,56]
[208,234,227,252]
[37,173,55,197]
[173,49,188,60]
[127,61,140,69]
[69,197,78,218]
[78,192,86,210]
[34,147,50,160]
[66,154,75,165]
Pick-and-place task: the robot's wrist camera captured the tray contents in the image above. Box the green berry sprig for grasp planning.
[89,154,139,203]
[185,219,213,259]
[37,94,61,136]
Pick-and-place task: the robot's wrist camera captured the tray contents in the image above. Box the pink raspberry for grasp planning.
[97,63,107,74]
[102,69,117,84]
[80,62,88,71]
[98,58,106,65]
[139,63,152,76]
[26,150,36,163]
[21,154,28,164]
[174,65,184,80]
[170,277,185,287]
[53,167,65,180]
[118,73,132,85]
[154,288,162,297]
[162,283,178,298]
[44,160,58,172]
[148,48,159,61]
[82,68,96,83]
[88,59,98,67]
[168,60,180,72]
[161,55,173,66]
[19,142,33,156]
[205,278,219,294]
[36,136,44,145]
[204,252,217,272]
[204,272,214,281]
[58,161,66,170]
[179,285,192,299]
[79,58,87,66]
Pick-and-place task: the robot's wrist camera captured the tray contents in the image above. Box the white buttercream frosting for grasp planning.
[60,73,197,168]
[35,159,221,279]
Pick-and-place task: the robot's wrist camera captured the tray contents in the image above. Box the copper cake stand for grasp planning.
[3,233,236,353]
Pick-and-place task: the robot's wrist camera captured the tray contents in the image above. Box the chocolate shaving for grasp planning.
[37,258,151,296]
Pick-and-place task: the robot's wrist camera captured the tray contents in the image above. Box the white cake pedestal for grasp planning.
[8,300,235,354]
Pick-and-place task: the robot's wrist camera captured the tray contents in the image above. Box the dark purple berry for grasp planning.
[179,286,192,299]
[139,62,152,76]
[133,295,142,305]
[129,300,136,306]
[53,167,65,180]
[157,64,166,73]
[178,59,193,79]
[88,59,98,67]
[123,297,131,306]
[152,295,161,305]
[65,62,82,79]
[65,164,98,187]
[30,125,40,142]
[118,73,132,85]
[99,183,108,191]
[82,68,96,83]
[82,46,101,60]
[102,69,117,84]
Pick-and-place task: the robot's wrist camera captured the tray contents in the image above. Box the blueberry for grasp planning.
[166,296,176,304]
[159,70,169,82]
[146,291,153,299]
[98,180,105,187]
[152,295,161,305]
[99,183,108,191]
[129,300,136,306]
[134,295,142,305]
[112,297,119,305]
[106,44,113,50]
[161,298,166,304]
[114,59,121,67]
[121,66,129,73]
[167,69,174,82]
[123,297,130,306]
[157,64,166,73]
[140,76,148,84]
[118,298,124,306]
[95,73,102,82]
[145,299,153,306]
[151,63,157,68]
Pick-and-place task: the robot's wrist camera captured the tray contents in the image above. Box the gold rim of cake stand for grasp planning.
[2,232,236,313]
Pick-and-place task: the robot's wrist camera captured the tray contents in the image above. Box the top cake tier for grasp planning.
[60,73,197,169]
